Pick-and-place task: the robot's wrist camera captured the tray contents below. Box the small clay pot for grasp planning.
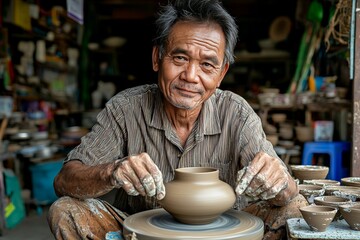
[341,177,360,187]
[314,195,352,221]
[300,205,337,232]
[324,185,360,196]
[298,184,325,204]
[158,167,236,225]
[339,203,360,230]
[290,165,329,181]
[303,179,340,187]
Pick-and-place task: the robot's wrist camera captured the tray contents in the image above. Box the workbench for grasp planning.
[287,218,360,240]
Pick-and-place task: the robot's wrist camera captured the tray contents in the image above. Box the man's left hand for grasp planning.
[235,152,291,201]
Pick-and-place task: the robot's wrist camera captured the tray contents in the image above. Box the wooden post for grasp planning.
[352,0,360,177]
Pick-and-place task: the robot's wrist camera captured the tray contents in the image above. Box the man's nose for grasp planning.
[182,62,200,83]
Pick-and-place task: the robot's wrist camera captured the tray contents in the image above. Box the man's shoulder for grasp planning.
[214,88,250,107]
[111,84,158,102]
[118,84,158,97]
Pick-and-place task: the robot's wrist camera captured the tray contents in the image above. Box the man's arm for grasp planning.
[54,160,116,199]
[54,153,166,200]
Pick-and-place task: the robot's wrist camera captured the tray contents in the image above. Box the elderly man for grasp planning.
[47,0,307,239]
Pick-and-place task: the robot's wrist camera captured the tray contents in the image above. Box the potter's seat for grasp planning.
[301,141,351,181]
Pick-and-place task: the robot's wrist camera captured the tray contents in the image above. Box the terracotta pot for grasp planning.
[158,167,236,225]
[303,179,340,187]
[300,205,337,232]
[298,184,325,204]
[290,165,329,181]
[341,177,360,187]
[314,195,352,221]
[339,203,360,230]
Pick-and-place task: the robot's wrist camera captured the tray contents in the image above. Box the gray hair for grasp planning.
[153,0,238,65]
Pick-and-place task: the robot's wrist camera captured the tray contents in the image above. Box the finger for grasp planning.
[244,171,267,197]
[236,154,266,195]
[143,156,165,199]
[122,178,140,196]
[128,154,155,196]
[235,167,248,195]
[119,160,145,196]
[141,174,156,196]
[154,172,165,200]
[260,178,288,200]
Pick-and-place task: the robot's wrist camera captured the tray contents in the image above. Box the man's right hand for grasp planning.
[112,152,165,200]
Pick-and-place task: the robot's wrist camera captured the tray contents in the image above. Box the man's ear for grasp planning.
[217,62,230,87]
[152,46,159,72]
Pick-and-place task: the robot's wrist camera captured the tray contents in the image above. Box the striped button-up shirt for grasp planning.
[66,84,278,213]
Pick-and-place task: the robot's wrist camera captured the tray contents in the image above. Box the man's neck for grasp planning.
[164,102,202,146]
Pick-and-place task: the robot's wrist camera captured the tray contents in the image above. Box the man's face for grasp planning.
[153,21,229,110]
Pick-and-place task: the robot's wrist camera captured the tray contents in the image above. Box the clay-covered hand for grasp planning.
[112,153,165,200]
[235,152,293,203]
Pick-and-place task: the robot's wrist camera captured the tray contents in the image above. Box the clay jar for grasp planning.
[158,167,236,225]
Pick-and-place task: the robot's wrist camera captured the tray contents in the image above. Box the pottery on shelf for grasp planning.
[339,203,360,231]
[158,167,236,225]
[300,205,337,232]
[314,195,352,221]
[290,165,329,181]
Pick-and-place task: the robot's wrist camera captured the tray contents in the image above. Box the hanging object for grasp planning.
[324,0,352,50]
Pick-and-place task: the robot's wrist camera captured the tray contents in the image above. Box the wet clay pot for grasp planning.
[158,167,236,225]
[298,184,325,204]
[339,203,360,230]
[300,205,337,232]
[313,195,352,221]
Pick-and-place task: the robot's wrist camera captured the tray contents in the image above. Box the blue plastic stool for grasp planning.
[301,141,351,181]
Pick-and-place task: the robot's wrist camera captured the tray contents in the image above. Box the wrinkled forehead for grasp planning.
[166,21,226,56]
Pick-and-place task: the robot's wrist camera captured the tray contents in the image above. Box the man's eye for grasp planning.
[174,56,187,61]
[202,62,214,69]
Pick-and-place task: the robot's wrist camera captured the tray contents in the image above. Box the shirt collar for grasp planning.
[150,88,221,136]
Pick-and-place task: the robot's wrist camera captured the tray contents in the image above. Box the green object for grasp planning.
[3,169,26,229]
[288,0,324,93]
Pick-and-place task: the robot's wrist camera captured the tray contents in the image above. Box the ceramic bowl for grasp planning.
[298,184,325,204]
[324,185,360,196]
[290,165,329,181]
[341,177,360,187]
[339,203,360,230]
[300,205,337,232]
[314,195,352,220]
[332,189,360,202]
[303,179,340,187]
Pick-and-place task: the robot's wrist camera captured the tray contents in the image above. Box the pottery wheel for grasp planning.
[123,208,264,240]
